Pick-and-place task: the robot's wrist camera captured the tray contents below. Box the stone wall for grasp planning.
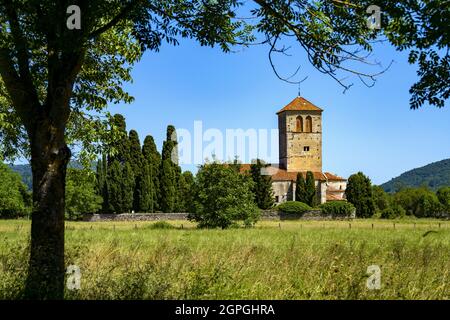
[82,210,353,222]
[262,210,354,220]
[83,213,188,222]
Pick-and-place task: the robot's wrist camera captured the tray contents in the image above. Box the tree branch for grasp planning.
[88,0,140,40]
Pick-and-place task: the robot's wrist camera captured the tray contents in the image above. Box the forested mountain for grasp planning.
[381,159,450,192]
[9,161,84,190]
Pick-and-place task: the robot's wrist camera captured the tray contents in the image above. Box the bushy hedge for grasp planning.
[277,201,312,214]
[320,201,355,217]
[380,204,406,219]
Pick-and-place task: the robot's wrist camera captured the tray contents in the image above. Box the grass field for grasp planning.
[0,219,449,300]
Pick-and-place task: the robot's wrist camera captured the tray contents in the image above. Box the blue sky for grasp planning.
[107,36,449,186]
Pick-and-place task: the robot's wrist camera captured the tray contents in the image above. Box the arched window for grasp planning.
[296,116,303,132]
[305,116,312,133]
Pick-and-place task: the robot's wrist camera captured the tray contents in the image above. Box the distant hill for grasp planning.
[381,158,450,193]
[9,161,86,191]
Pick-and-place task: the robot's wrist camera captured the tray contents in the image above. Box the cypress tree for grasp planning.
[128,130,144,212]
[160,125,181,212]
[160,159,176,212]
[305,171,316,206]
[295,172,307,203]
[121,162,134,213]
[142,135,160,211]
[107,160,123,213]
[108,114,129,165]
[96,153,109,213]
[136,162,153,212]
[250,159,274,210]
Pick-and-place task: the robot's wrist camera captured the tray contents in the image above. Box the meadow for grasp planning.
[0,219,449,300]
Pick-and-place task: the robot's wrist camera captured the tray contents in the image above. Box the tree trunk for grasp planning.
[24,116,71,299]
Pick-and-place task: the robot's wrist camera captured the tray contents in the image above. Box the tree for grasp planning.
[295,173,307,203]
[305,171,317,206]
[178,171,195,213]
[250,159,274,209]
[345,172,376,218]
[437,187,450,212]
[0,161,30,217]
[160,159,176,213]
[372,185,391,213]
[160,125,180,213]
[121,162,135,213]
[107,160,123,214]
[136,162,154,213]
[142,135,161,211]
[189,161,259,229]
[65,168,102,220]
[128,129,144,212]
[108,114,130,164]
[1,0,446,299]
[96,153,109,213]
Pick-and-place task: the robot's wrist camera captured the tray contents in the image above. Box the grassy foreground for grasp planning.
[0,219,449,300]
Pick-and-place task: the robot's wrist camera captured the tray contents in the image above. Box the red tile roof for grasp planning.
[239,164,345,182]
[326,193,346,201]
[277,97,323,114]
[324,172,347,181]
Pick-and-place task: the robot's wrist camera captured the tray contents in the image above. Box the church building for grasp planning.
[241,96,347,204]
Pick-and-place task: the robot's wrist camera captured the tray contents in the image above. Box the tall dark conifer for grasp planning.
[250,159,274,210]
[121,162,135,213]
[142,135,160,211]
[295,172,307,203]
[305,171,317,206]
[160,125,180,213]
[128,130,144,212]
[107,160,123,213]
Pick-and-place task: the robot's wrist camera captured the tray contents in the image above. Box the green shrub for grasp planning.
[277,201,312,214]
[320,201,355,217]
[148,221,176,229]
[380,204,406,219]
[189,162,260,229]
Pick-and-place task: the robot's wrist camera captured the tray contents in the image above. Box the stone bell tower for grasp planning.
[278,96,323,172]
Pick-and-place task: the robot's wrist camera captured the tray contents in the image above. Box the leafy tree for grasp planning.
[142,135,161,211]
[177,171,195,213]
[372,185,391,213]
[1,0,446,299]
[250,159,274,210]
[345,172,376,218]
[0,161,30,217]
[415,191,443,218]
[189,161,260,229]
[65,168,102,220]
[393,187,443,217]
[295,172,307,203]
[229,156,242,173]
[380,204,406,219]
[436,186,450,212]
